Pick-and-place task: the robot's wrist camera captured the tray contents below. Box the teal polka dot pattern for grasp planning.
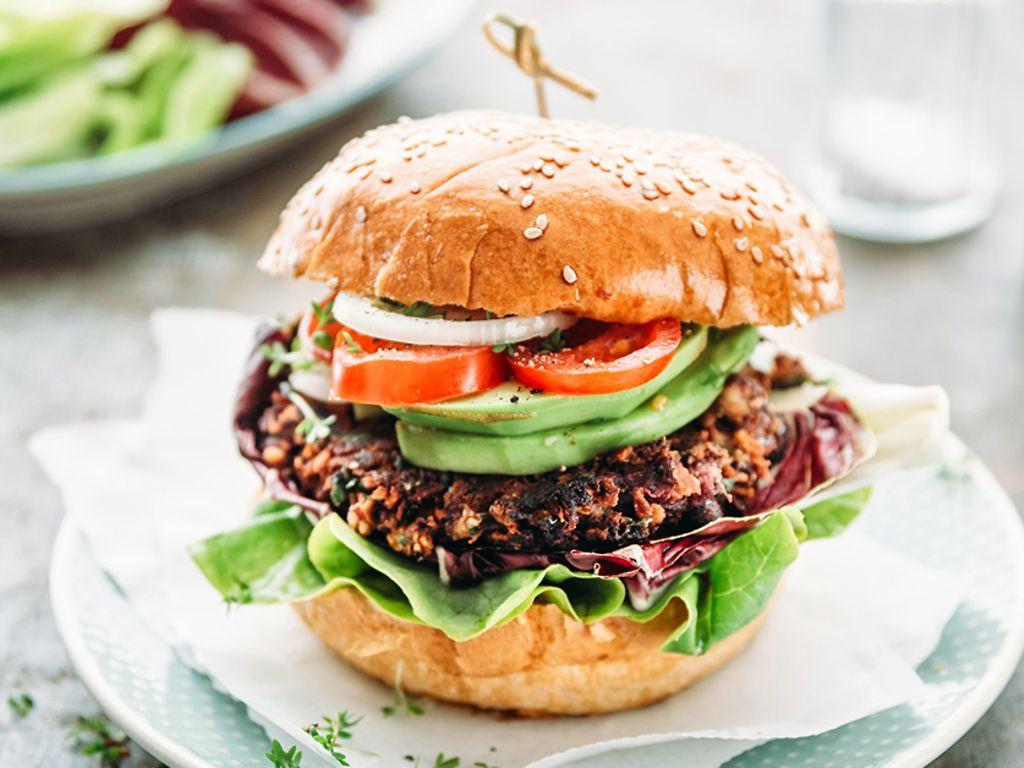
[59,456,1023,768]
[726,459,1023,768]
[66,534,271,768]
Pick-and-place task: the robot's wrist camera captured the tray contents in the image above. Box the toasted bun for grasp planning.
[262,111,841,327]
[294,586,771,715]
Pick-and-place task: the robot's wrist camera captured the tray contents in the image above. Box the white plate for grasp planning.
[0,0,475,232]
[50,438,1024,768]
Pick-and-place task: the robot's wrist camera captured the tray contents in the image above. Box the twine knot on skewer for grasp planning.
[482,13,598,118]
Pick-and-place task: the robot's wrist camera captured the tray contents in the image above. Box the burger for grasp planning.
[191,111,886,716]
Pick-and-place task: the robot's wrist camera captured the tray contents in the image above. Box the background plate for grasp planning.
[50,441,1024,768]
[0,0,475,231]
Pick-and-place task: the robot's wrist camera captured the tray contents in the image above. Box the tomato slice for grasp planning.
[508,319,683,395]
[331,326,508,406]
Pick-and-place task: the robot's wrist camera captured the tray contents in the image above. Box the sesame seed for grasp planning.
[733,216,745,231]
[533,159,544,171]
[600,160,612,172]
[520,178,533,190]
[524,226,544,240]
[692,219,708,237]
[772,202,785,212]
[770,244,786,258]
[409,181,421,193]
[751,246,764,264]
[327,276,340,288]
[355,205,367,222]
[402,154,413,162]
[380,171,393,183]
[746,181,758,192]
[589,154,601,166]
[720,190,741,201]
[655,179,673,195]
[520,194,535,209]
[800,212,812,227]
[562,264,577,284]
[521,163,532,173]
[310,214,323,230]
[643,188,660,200]
[621,173,634,187]
[536,214,549,230]
[641,178,655,191]
[681,178,698,195]
[554,152,567,167]
[635,163,650,175]
[359,167,372,179]
[749,205,765,220]
[539,150,555,162]
[497,178,510,193]
[735,236,749,252]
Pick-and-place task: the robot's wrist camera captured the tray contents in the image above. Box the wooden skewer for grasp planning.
[482,13,598,118]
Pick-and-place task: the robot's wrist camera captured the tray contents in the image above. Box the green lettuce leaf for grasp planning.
[801,486,872,540]
[189,493,864,656]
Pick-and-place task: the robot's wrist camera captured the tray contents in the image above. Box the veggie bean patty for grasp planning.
[247,356,811,559]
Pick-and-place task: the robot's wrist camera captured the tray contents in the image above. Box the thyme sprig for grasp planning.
[68,715,130,767]
[282,385,336,444]
[306,711,361,766]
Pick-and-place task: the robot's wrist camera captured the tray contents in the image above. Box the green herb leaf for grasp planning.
[313,330,334,351]
[311,300,336,328]
[382,661,425,717]
[341,331,364,355]
[434,755,460,768]
[266,739,303,768]
[261,339,315,376]
[68,715,130,767]
[306,710,361,766]
[283,386,336,444]
[490,342,516,355]
[7,691,33,717]
[540,328,566,353]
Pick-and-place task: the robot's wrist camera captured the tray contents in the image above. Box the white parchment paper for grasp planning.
[33,309,962,768]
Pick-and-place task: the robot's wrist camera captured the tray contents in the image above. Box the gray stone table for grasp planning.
[1,1,1021,766]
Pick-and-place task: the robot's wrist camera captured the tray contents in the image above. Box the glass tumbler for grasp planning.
[808,0,998,243]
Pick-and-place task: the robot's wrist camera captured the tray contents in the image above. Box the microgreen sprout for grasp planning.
[491,342,516,355]
[266,739,302,767]
[381,661,425,717]
[306,711,361,765]
[540,327,566,353]
[282,385,336,444]
[341,331,364,355]
[261,338,315,376]
[7,691,33,717]
[68,715,131,767]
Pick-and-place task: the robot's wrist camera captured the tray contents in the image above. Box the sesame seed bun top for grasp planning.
[261,111,842,327]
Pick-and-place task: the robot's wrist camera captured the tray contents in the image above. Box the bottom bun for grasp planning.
[294,586,773,716]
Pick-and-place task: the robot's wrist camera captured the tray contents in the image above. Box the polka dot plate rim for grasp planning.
[50,434,1024,768]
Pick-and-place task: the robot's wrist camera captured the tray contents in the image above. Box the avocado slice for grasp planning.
[387,326,709,436]
[395,326,759,475]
